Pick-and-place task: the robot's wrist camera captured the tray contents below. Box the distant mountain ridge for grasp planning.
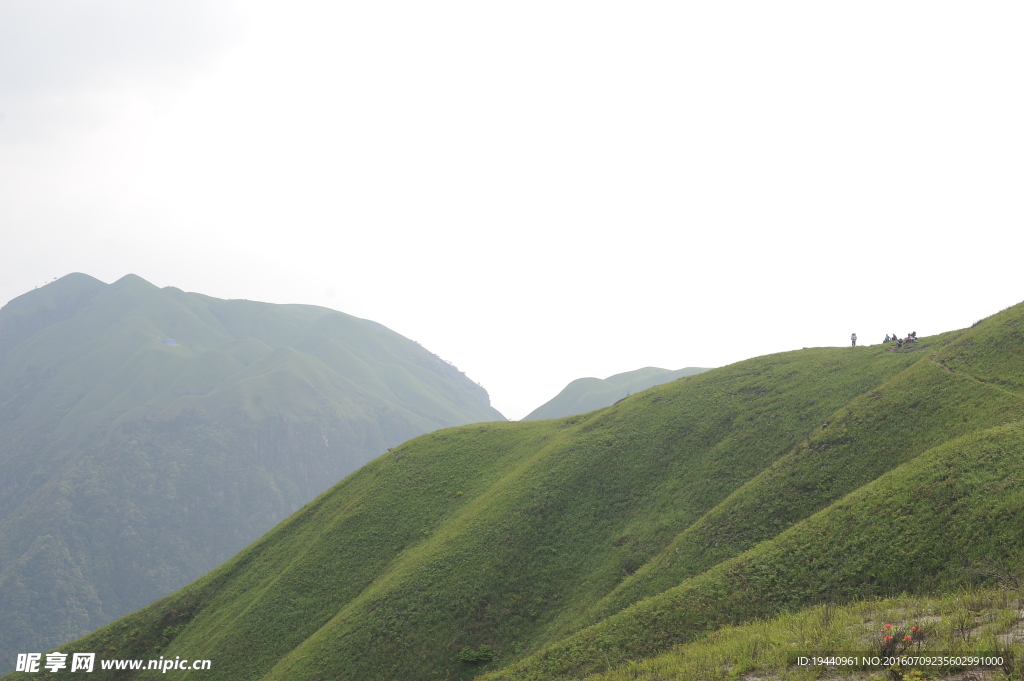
[523,366,711,420]
[0,273,504,670]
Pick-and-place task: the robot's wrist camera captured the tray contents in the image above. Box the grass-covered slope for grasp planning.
[0,274,504,671]
[583,588,1024,681]
[485,421,1024,681]
[522,366,710,421]
[10,301,1024,681]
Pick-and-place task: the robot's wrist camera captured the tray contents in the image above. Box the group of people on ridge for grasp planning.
[885,331,917,348]
[849,331,918,348]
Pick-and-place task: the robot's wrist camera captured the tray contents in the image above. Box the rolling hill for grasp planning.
[7,300,1024,681]
[522,366,711,421]
[0,273,504,672]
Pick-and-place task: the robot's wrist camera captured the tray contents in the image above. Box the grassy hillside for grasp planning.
[7,300,1023,681]
[582,589,1024,680]
[0,274,504,671]
[485,421,1024,681]
[523,366,710,420]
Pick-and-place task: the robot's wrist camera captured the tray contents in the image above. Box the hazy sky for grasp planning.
[2,1,1022,420]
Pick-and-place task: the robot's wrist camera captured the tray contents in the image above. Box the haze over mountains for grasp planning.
[21,300,1024,680]
[523,367,710,421]
[0,273,504,670]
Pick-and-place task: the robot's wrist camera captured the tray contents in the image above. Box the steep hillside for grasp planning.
[0,274,503,671]
[487,421,1024,680]
[523,366,710,420]
[8,301,1024,681]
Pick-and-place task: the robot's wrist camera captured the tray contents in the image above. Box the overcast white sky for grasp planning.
[2,1,1022,420]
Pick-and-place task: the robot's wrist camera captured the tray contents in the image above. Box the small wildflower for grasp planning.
[884,624,892,629]
[904,636,912,641]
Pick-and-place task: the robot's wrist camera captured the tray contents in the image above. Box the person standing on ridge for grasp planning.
[851,332,857,347]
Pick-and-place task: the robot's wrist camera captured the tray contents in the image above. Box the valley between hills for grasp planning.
[6,294,1023,680]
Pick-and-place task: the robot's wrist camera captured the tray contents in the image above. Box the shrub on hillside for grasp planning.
[458,644,495,664]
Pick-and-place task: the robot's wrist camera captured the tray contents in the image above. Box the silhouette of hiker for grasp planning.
[851,332,857,347]
[885,334,891,342]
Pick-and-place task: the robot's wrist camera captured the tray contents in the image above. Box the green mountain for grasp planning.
[522,366,711,421]
[8,300,1024,681]
[0,273,504,672]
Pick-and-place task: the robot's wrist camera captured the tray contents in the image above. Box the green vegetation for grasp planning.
[0,273,504,671]
[582,589,1024,680]
[523,366,710,420]
[6,298,1024,681]
[484,421,1024,681]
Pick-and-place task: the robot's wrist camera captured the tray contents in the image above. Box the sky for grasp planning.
[1,1,1022,420]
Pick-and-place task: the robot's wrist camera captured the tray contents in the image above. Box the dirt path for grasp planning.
[930,353,953,373]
